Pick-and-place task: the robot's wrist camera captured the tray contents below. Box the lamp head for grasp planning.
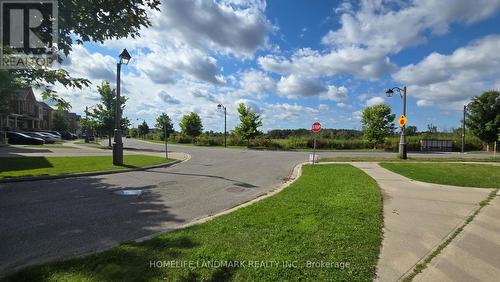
[385,88,394,97]
[119,49,132,65]
[217,104,222,109]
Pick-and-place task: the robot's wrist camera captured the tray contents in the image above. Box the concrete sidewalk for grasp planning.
[414,194,500,281]
[351,163,493,281]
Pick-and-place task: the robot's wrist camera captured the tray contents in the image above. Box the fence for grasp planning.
[420,140,453,152]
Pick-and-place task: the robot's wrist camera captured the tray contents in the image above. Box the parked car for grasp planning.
[35,130,61,138]
[23,132,57,144]
[59,131,78,140]
[7,132,44,145]
[38,131,62,141]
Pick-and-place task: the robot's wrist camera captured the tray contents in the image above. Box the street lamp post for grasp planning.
[385,86,407,159]
[164,122,168,160]
[217,104,227,148]
[113,49,131,166]
[462,104,467,154]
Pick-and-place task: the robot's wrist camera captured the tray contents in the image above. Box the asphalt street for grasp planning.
[0,139,494,275]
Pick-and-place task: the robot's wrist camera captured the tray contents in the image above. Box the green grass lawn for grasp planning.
[0,155,173,179]
[24,145,78,149]
[5,164,383,281]
[380,163,500,188]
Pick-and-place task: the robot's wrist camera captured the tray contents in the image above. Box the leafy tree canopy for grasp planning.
[0,0,161,110]
[180,112,203,138]
[87,81,129,146]
[466,91,500,144]
[234,103,263,145]
[156,113,174,139]
[361,104,395,148]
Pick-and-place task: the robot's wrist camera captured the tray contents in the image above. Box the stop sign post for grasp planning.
[311,122,321,164]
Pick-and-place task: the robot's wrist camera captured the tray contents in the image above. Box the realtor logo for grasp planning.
[0,0,58,69]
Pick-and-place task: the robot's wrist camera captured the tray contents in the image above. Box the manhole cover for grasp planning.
[114,189,143,196]
[225,187,246,193]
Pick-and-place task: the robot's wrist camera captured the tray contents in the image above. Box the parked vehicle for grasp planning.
[23,132,57,144]
[35,130,61,138]
[39,132,62,141]
[7,132,44,145]
[59,131,78,140]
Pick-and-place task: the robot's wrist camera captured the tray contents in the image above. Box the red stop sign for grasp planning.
[312,122,321,133]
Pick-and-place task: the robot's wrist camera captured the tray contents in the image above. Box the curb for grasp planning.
[135,161,305,243]
[0,155,190,184]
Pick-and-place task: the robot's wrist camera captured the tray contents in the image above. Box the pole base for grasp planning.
[112,142,123,166]
[399,143,408,159]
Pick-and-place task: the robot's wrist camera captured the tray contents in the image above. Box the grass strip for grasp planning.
[0,155,173,179]
[380,163,500,188]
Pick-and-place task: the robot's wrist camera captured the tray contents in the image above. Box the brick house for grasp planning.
[0,88,54,131]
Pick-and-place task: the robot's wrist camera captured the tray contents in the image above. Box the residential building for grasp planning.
[0,88,54,131]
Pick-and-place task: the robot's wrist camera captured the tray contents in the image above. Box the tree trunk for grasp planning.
[108,131,112,147]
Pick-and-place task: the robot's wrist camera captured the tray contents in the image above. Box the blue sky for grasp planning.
[55,0,500,132]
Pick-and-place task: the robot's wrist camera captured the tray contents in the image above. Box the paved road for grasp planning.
[0,139,308,274]
[0,139,495,275]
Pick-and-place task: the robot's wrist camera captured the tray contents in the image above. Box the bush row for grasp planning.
[138,132,485,152]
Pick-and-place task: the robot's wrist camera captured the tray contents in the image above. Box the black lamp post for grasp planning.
[461,103,473,154]
[385,86,407,159]
[217,104,227,148]
[113,48,131,166]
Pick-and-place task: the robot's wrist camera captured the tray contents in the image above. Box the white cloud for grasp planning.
[137,48,225,85]
[155,0,272,57]
[352,110,363,120]
[157,90,181,104]
[320,85,348,101]
[61,45,115,82]
[318,104,329,111]
[237,69,275,98]
[276,74,326,98]
[365,97,385,107]
[336,102,351,109]
[260,0,500,81]
[323,0,500,53]
[258,47,396,80]
[394,35,500,107]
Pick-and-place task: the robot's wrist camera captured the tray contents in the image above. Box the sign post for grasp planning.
[311,122,321,164]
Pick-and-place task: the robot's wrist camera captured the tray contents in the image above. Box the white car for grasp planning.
[39,132,62,141]
[23,132,58,144]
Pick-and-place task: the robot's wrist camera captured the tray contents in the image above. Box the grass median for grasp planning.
[0,155,174,179]
[5,164,383,281]
[380,163,500,188]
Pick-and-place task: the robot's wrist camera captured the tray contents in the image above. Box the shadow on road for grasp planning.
[0,176,185,276]
[144,169,258,189]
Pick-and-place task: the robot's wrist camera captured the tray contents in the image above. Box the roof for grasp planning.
[14,88,35,101]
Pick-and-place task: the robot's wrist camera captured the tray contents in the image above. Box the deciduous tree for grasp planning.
[466,91,500,147]
[234,103,263,147]
[361,105,395,148]
[156,113,174,140]
[180,113,203,138]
